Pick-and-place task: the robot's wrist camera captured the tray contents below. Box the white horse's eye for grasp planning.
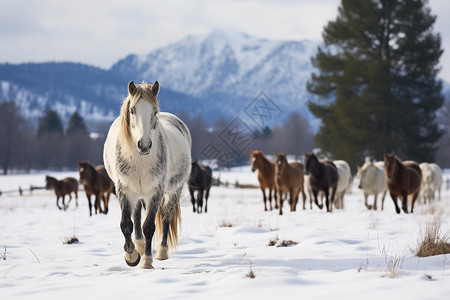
[130,107,136,115]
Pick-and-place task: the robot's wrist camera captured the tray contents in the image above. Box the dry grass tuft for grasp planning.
[64,236,79,245]
[1,248,6,260]
[246,261,255,279]
[267,236,299,247]
[267,238,278,247]
[219,220,234,228]
[277,240,299,247]
[415,222,450,257]
[382,254,404,278]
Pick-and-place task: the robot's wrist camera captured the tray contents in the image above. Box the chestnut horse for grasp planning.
[250,151,278,211]
[384,153,422,214]
[45,176,78,210]
[78,161,115,216]
[304,153,338,212]
[274,153,305,215]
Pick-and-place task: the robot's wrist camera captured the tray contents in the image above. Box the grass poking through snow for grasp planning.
[416,221,450,257]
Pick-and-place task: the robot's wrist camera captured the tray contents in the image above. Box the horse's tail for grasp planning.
[155,203,181,251]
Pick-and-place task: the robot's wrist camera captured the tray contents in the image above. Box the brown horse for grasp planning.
[250,151,278,211]
[304,153,338,212]
[45,176,78,210]
[384,153,422,214]
[274,153,306,215]
[78,161,115,216]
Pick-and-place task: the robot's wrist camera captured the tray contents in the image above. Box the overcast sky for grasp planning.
[1,0,450,81]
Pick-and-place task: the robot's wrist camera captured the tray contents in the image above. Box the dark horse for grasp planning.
[250,150,278,211]
[188,160,212,213]
[45,176,78,210]
[274,153,306,215]
[384,153,422,214]
[78,161,115,216]
[304,153,338,212]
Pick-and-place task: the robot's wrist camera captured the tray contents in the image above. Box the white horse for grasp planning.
[333,160,352,210]
[303,174,314,209]
[104,81,191,269]
[356,161,387,210]
[419,163,442,203]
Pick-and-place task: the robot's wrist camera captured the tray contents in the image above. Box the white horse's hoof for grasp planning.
[124,250,140,267]
[156,246,169,260]
[134,238,145,256]
[141,255,154,269]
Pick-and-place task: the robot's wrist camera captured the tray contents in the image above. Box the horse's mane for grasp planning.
[252,151,268,162]
[84,161,96,172]
[276,153,288,163]
[120,82,160,151]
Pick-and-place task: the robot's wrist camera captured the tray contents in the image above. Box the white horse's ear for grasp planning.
[128,81,137,96]
[152,81,159,96]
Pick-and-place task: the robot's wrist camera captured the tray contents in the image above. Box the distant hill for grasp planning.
[1,30,448,130]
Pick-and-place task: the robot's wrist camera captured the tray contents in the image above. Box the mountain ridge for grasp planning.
[1,30,448,131]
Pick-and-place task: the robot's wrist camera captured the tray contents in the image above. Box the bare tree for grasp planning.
[0,102,30,174]
[265,112,315,160]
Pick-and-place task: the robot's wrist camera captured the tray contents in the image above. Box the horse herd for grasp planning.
[41,81,444,268]
[44,159,212,216]
[251,151,352,215]
[45,161,116,216]
[44,150,444,219]
[250,151,444,215]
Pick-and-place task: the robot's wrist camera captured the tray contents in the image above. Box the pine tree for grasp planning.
[307,0,444,170]
[66,111,87,136]
[37,110,64,137]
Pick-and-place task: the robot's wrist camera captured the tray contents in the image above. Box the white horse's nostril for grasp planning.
[138,139,152,155]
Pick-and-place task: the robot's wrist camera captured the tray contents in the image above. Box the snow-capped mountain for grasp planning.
[0,31,321,127]
[111,30,319,122]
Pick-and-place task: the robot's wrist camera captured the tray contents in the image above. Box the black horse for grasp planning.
[188,160,212,213]
[304,153,338,213]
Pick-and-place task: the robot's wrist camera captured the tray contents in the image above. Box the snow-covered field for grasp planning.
[1,167,450,299]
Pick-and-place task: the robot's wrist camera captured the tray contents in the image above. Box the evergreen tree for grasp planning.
[66,111,87,136]
[307,0,444,170]
[37,110,64,137]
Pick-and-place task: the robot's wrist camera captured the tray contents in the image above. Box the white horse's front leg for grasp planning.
[118,184,140,267]
[133,200,145,256]
[141,190,163,269]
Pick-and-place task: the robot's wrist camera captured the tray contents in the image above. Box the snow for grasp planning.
[1,168,450,299]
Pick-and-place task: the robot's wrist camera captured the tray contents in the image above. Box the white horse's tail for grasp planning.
[156,203,181,251]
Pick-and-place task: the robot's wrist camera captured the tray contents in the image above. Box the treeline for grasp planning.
[177,111,315,166]
[0,102,316,174]
[0,102,104,174]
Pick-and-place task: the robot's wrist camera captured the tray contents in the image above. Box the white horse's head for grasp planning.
[121,81,160,155]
